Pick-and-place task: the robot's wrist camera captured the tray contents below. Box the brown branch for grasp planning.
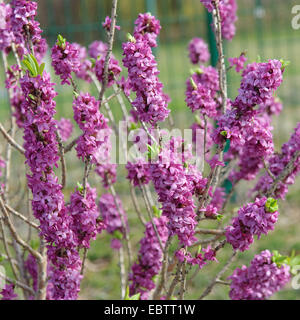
[166,261,183,300]
[264,150,300,197]
[195,228,226,236]
[5,203,39,230]
[0,217,19,280]
[153,236,171,299]
[0,196,42,261]
[0,271,35,295]
[198,251,236,300]
[98,0,118,104]
[0,122,25,155]
[130,185,146,226]
[140,184,164,251]
[64,135,80,153]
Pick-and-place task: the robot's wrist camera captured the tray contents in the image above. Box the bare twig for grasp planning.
[130,185,146,226]
[119,245,126,299]
[99,0,118,104]
[140,184,164,251]
[5,203,39,230]
[110,184,133,268]
[0,196,42,261]
[195,228,226,236]
[0,272,35,295]
[264,150,300,197]
[198,251,236,300]
[166,261,183,299]
[263,159,276,181]
[153,236,171,299]
[64,135,80,153]
[0,217,19,280]
[0,122,25,155]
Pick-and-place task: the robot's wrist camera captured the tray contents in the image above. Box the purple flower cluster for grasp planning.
[219,0,237,41]
[213,60,283,182]
[199,0,215,12]
[72,92,110,163]
[0,2,13,51]
[122,34,170,125]
[226,197,279,251]
[150,138,202,246]
[99,193,128,250]
[235,60,283,108]
[176,245,218,269]
[129,216,168,300]
[199,0,237,40]
[95,54,122,88]
[51,40,80,85]
[259,96,283,116]
[228,115,274,183]
[228,54,247,73]
[72,43,92,83]
[188,37,210,65]
[102,16,120,32]
[126,158,150,187]
[20,71,82,300]
[185,66,219,118]
[57,118,73,142]
[0,284,18,300]
[229,250,290,300]
[254,123,300,199]
[69,184,105,248]
[25,254,38,291]
[5,64,26,128]
[191,119,214,159]
[88,40,107,59]
[133,12,161,47]
[10,0,47,62]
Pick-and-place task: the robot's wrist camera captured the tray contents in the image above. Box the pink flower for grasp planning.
[0,284,18,300]
[188,38,210,64]
[226,197,279,251]
[51,40,81,85]
[129,216,169,300]
[229,250,290,300]
[122,33,170,125]
[57,118,73,142]
[228,54,247,72]
[133,12,161,47]
[102,16,120,32]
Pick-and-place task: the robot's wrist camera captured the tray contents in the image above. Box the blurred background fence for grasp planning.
[35,0,300,113]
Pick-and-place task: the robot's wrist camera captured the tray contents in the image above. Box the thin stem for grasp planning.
[119,245,126,299]
[5,203,39,230]
[0,122,25,155]
[140,184,164,251]
[109,184,133,268]
[179,260,187,300]
[153,236,171,299]
[0,271,35,295]
[99,0,118,104]
[198,251,236,300]
[0,196,42,261]
[166,261,183,300]
[0,218,19,280]
[130,185,146,226]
